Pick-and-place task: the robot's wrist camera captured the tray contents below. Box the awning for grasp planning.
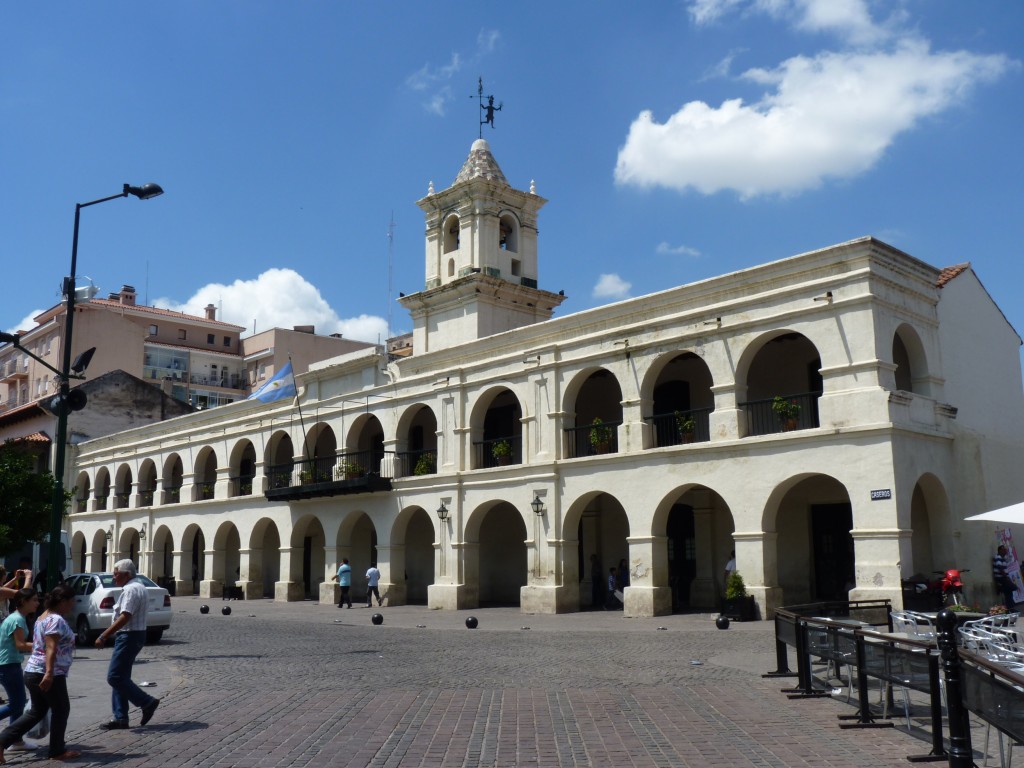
[965,502,1024,525]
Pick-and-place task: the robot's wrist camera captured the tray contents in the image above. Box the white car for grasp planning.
[64,572,172,645]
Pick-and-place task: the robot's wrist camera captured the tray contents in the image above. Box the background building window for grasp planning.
[148,324,158,336]
[223,336,231,347]
[207,334,215,344]
[178,329,187,340]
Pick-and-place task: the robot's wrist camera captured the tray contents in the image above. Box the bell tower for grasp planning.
[400,139,566,353]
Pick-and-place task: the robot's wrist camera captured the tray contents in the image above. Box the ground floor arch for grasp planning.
[566,492,630,611]
[388,506,436,605]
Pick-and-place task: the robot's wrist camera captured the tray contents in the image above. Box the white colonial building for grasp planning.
[68,139,1024,618]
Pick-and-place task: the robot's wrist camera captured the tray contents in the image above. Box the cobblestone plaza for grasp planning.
[18,598,948,767]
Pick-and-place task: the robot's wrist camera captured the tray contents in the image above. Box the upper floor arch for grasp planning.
[737,331,823,436]
[469,386,524,469]
[642,351,715,447]
[562,367,623,458]
[892,323,933,396]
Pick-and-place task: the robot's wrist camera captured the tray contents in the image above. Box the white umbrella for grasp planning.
[965,502,1024,525]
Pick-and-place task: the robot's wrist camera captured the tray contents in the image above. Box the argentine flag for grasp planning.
[248,361,297,404]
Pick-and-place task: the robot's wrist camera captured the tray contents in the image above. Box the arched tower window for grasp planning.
[447,258,455,278]
[498,213,519,253]
[443,214,460,253]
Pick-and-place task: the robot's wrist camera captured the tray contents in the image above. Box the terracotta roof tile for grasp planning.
[937,263,970,288]
[88,299,245,329]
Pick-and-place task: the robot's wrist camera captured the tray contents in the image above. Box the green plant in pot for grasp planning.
[589,418,614,453]
[674,411,696,442]
[413,452,436,475]
[722,571,756,621]
[492,439,512,464]
[771,396,801,430]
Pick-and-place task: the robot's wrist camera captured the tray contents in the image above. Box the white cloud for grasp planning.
[477,29,500,54]
[656,242,702,258]
[689,0,889,45]
[406,53,462,115]
[407,30,500,117]
[5,310,44,336]
[592,274,632,301]
[153,269,388,344]
[615,39,1013,198]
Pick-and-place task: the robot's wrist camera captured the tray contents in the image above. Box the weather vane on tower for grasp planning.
[474,77,502,138]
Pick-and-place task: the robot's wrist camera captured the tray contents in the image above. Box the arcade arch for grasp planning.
[470,388,523,469]
[740,332,822,436]
[564,369,623,458]
[645,352,715,447]
[465,501,528,607]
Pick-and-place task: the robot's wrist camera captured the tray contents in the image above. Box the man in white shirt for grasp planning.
[96,560,159,729]
[365,563,383,607]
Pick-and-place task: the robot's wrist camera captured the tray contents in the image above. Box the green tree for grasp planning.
[0,441,69,554]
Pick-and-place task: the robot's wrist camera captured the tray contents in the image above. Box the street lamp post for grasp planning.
[46,183,163,591]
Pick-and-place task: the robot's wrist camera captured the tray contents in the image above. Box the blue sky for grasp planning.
[2,1,1022,351]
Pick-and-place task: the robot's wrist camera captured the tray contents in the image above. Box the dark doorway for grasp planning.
[811,503,854,600]
[302,536,312,598]
[667,504,696,611]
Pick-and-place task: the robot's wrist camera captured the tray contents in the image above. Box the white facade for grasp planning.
[68,141,1024,617]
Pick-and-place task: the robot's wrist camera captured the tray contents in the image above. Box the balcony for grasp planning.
[564,422,620,459]
[646,408,713,448]
[740,392,820,436]
[473,435,522,468]
[264,450,393,501]
[396,449,437,477]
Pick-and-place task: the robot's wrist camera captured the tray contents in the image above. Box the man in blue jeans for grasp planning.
[95,560,159,729]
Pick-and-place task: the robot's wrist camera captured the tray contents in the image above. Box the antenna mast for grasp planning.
[387,212,396,340]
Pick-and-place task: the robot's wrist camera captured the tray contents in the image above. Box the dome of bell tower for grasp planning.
[453,138,508,186]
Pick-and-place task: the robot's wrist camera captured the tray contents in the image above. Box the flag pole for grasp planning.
[290,354,314,476]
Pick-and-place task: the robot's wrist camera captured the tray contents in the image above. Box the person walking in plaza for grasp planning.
[0,585,80,763]
[723,550,737,589]
[606,567,622,610]
[365,563,382,608]
[0,589,40,753]
[993,544,1018,612]
[95,560,159,730]
[332,558,353,608]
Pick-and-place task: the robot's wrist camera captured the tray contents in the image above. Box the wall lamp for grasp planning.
[139,523,146,541]
[813,291,834,304]
[436,501,449,521]
[531,494,545,517]
[106,525,113,542]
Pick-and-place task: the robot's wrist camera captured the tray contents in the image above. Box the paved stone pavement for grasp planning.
[0,597,998,766]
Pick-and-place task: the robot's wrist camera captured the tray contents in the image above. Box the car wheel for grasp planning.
[75,616,91,646]
[146,629,164,644]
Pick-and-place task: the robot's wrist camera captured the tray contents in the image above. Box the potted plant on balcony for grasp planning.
[335,461,365,481]
[772,396,801,431]
[674,411,696,444]
[492,439,513,466]
[589,418,614,454]
[722,571,757,621]
[414,452,436,476]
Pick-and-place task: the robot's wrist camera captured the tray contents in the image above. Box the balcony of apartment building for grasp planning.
[1,356,29,383]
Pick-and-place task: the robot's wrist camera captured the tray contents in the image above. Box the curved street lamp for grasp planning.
[46,183,164,591]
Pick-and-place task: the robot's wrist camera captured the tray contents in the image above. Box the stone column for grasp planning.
[848,527,908,607]
[319,545,340,604]
[172,548,191,596]
[376,545,405,606]
[709,383,742,440]
[275,546,305,601]
[238,548,260,600]
[735,531,782,619]
[622,535,672,617]
[199,547,222,598]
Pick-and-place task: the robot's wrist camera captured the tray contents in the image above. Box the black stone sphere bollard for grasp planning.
[715,615,730,630]
[371,613,384,625]
[222,605,232,616]
[200,605,210,614]
[465,616,479,629]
